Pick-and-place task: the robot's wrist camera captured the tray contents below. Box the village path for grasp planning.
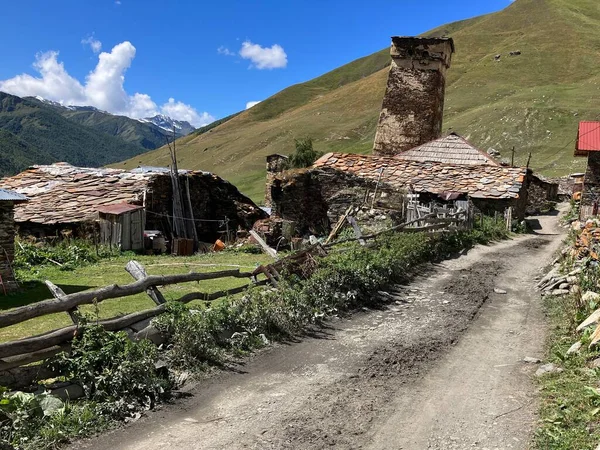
[75,211,565,450]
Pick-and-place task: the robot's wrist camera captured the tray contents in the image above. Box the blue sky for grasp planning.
[0,0,512,126]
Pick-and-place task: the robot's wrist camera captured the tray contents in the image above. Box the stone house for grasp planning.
[268,152,530,233]
[0,189,28,291]
[0,163,266,244]
[575,121,600,217]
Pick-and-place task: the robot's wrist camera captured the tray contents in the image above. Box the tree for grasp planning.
[288,137,322,169]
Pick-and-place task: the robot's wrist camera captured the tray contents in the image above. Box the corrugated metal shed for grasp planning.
[396,133,500,166]
[0,189,28,202]
[97,203,143,215]
[575,122,600,156]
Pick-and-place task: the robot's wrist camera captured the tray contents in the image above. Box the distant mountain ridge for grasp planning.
[28,96,195,149]
[138,114,195,136]
[0,91,196,177]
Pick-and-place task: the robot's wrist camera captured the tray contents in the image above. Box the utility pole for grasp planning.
[511,147,515,167]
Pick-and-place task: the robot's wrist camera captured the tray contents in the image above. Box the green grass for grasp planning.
[1,251,272,343]
[115,0,596,203]
[535,293,600,449]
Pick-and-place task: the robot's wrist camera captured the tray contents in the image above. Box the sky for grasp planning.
[0,0,513,127]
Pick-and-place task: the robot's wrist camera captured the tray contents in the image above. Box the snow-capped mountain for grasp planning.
[139,114,195,136]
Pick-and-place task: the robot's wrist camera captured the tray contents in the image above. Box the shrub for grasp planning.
[49,324,172,416]
[14,239,118,271]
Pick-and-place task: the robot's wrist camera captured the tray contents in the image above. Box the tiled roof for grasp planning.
[575,122,600,155]
[0,164,201,225]
[396,133,499,166]
[313,153,527,199]
[0,188,28,202]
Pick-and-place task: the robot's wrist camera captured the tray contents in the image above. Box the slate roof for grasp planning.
[313,153,527,199]
[0,163,200,225]
[396,133,499,166]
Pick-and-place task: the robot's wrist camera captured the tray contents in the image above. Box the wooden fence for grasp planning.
[0,200,476,388]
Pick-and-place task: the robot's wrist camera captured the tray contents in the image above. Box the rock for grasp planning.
[589,358,600,369]
[551,289,570,296]
[494,288,507,294]
[568,268,582,276]
[51,383,84,401]
[523,356,541,364]
[535,363,563,377]
[576,308,600,331]
[582,291,600,303]
[566,341,583,355]
[259,333,270,345]
[559,283,570,290]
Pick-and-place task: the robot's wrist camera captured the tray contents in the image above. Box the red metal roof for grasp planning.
[96,203,143,215]
[575,121,600,156]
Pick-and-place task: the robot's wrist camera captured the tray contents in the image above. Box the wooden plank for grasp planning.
[324,206,353,245]
[177,279,270,303]
[347,216,366,246]
[0,269,253,329]
[249,230,278,259]
[125,260,167,305]
[0,344,69,372]
[45,281,79,324]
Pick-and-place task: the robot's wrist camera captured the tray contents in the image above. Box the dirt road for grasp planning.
[76,213,564,450]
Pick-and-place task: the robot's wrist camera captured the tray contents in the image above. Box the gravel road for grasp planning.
[75,213,564,450]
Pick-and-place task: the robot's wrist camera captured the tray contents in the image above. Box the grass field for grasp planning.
[0,251,272,343]
[113,0,597,204]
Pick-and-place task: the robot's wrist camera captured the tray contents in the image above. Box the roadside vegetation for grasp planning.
[535,212,600,449]
[0,217,509,449]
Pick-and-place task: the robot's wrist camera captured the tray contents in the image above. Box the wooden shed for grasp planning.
[97,203,145,251]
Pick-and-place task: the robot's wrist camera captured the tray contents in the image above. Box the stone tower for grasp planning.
[373,36,455,157]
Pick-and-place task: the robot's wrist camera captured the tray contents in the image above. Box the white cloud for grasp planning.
[239,41,287,69]
[217,46,235,56]
[246,101,261,109]
[81,35,102,54]
[0,42,213,128]
[161,98,215,127]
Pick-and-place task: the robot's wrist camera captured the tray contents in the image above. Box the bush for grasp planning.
[49,324,172,416]
[154,221,510,370]
[287,137,322,169]
[14,239,119,271]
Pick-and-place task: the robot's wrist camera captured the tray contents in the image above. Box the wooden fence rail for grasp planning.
[0,269,254,329]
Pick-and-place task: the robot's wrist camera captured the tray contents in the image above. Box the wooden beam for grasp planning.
[45,281,79,324]
[347,216,366,246]
[249,230,278,259]
[0,269,252,329]
[125,260,167,305]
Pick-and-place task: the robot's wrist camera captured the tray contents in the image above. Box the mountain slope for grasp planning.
[117,0,599,202]
[28,98,194,150]
[0,92,152,170]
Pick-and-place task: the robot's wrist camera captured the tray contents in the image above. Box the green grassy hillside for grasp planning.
[116,0,598,202]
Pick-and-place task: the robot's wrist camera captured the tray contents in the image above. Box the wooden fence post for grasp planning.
[45,281,80,324]
[125,261,167,305]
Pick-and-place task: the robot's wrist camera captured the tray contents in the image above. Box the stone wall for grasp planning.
[146,173,267,241]
[265,154,289,207]
[373,37,454,156]
[582,152,600,208]
[269,168,405,235]
[0,202,16,290]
